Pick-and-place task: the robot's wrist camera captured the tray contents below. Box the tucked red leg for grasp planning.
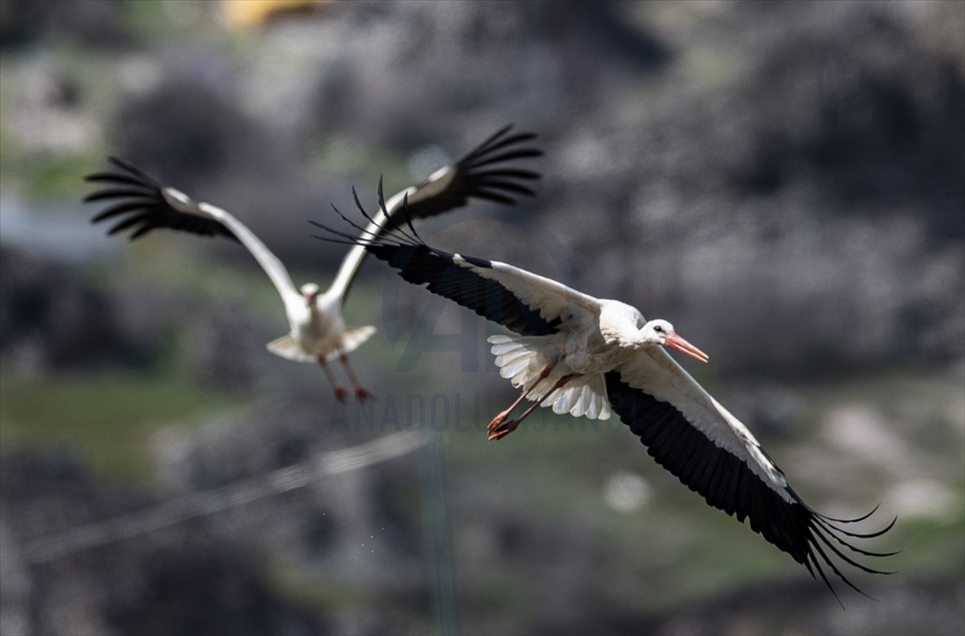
[487,365,553,435]
[489,372,576,441]
[340,352,374,402]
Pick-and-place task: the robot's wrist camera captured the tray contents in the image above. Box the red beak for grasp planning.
[665,332,709,363]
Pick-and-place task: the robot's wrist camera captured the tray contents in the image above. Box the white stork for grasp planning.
[312,197,896,599]
[84,125,542,402]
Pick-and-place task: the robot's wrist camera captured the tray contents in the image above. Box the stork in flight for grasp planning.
[85,125,542,402]
[312,197,896,598]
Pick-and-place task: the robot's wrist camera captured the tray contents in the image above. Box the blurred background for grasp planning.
[1,1,963,635]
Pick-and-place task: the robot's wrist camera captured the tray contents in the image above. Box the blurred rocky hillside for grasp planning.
[3,1,961,376]
[1,2,963,636]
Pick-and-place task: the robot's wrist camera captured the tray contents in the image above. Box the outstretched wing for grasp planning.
[85,158,300,304]
[399,124,543,219]
[314,197,598,337]
[607,349,895,600]
[84,157,237,241]
[328,125,543,302]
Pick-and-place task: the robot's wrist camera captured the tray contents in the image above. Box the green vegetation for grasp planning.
[18,152,103,200]
[123,0,194,39]
[0,366,242,487]
[266,564,376,614]
[0,50,108,200]
[888,510,965,579]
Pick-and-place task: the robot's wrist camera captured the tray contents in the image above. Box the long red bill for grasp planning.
[665,333,709,363]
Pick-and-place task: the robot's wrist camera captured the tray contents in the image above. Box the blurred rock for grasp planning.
[270,0,965,375]
[6,1,963,376]
[153,398,428,600]
[532,576,965,636]
[0,449,326,636]
[533,0,965,374]
[111,71,264,192]
[0,513,32,636]
[2,3,964,634]
[105,65,345,271]
[0,247,149,372]
[146,384,441,633]
[0,0,133,51]
[2,55,96,155]
[183,297,267,392]
[0,245,280,391]
[303,1,669,147]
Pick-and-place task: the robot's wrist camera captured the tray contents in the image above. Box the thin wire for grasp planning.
[2,430,429,564]
[420,432,459,635]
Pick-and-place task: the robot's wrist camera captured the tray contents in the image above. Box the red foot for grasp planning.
[488,419,520,441]
[354,386,376,403]
[333,384,349,403]
[487,411,511,434]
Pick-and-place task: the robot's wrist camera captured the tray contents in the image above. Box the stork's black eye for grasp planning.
[653,325,664,333]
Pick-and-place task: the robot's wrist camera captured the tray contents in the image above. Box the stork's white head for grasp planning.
[300,283,321,307]
[640,319,709,363]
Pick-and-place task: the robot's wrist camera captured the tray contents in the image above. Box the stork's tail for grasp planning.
[489,335,611,420]
[334,325,377,360]
[267,326,377,363]
[266,334,315,363]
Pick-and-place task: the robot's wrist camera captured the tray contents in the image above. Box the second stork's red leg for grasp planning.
[340,352,374,402]
[318,355,348,403]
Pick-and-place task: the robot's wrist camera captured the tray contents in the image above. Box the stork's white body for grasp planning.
[291,291,343,357]
[490,300,646,422]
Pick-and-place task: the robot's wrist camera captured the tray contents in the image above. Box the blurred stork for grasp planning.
[84,125,542,402]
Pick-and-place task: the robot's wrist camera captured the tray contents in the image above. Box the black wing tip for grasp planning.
[90,155,167,189]
[107,155,137,172]
[403,125,543,219]
[811,501,882,524]
[84,156,154,190]
[604,375,897,603]
[489,123,538,142]
[399,191,419,238]
[783,491,897,600]
[463,125,543,166]
[315,182,426,252]
[84,158,240,242]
